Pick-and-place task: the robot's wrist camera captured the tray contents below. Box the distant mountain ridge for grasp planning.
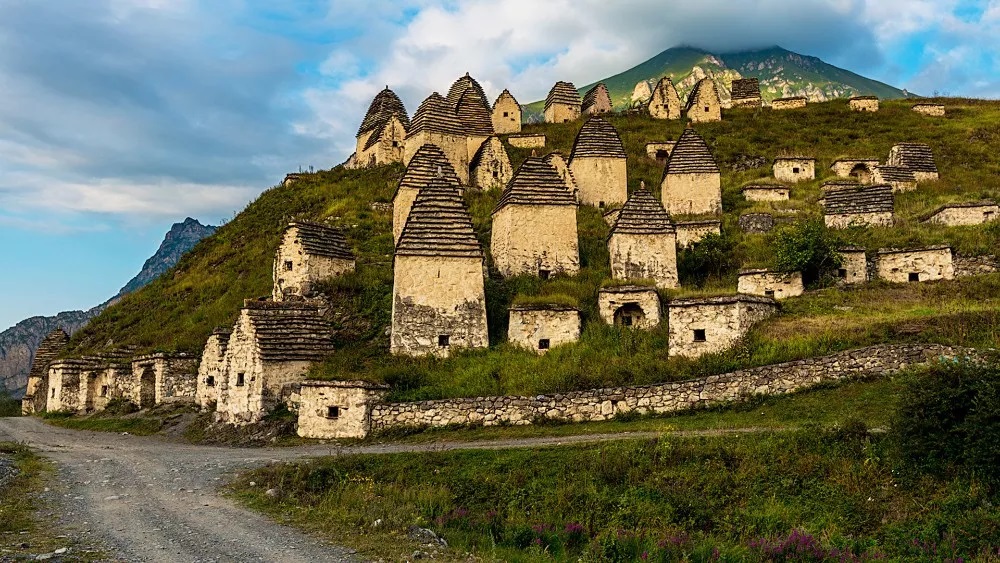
[0,218,216,397]
[526,45,910,118]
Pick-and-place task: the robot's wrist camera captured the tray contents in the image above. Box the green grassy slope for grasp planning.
[67,98,1000,400]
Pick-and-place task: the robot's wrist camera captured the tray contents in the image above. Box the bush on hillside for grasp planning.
[890,356,1000,492]
[0,388,19,417]
[774,219,842,286]
[677,232,740,287]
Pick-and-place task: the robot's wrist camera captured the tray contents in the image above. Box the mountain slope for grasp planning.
[0,218,216,396]
[526,46,909,118]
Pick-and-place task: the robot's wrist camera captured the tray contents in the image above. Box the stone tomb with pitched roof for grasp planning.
[660,127,722,216]
[273,221,355,301]
[730,78,762,108]
[608,185,679,289]
[21,328,69,414]
[582,82,612,115]
[569,117,628,208]
[469,136,512,192]
[685,78,722,122]
[353,87,410,169]
[491,157,580,278]
[491,89,521,134]
[544,81,582,123]
[404,93,471,184]
[392,177,488,357]
[393,144,462,243]
[648,77,681,120]
[507,304,582,354]
[823,184,895,229]
[888,143,939,182]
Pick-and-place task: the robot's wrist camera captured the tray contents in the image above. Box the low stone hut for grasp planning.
[392,177,488,357]
[273,222,355,301]
[297,381,390,440]
[666,295,778,358]
[393,144,462,243]
[581,83,612,115]
[887,143,939,182]
[507,134,546,148]
[872,166,917,192]
[46,359,93,412]
[921,201,999,226]
[771,96,807,110]
[543,152,578,197]
[608,185,678,289]
[646,142,675,165]
[491,157,579,278]
[491,89,521,134]
[647,77,681,120]
[217,301,335,424]
[196,328,231,410]
[469,136,513,191]
[21,328,69,414]
[568,116,627,208]
[130,353,198,409]
[598,286,661,329]
[544,81,582,123]
[773,157,816,183]
[674,219,722,247]
[874,246,954,283]
[823,184,894,229]
[849,96,879,112]
[684,78,722,122]
[730,78,762,108]
[404,93,470,184]
[830,159,879,182]
[507,304,582,353]
[740,184,789,202]
[837,247,868,284]
[912,104,945,117]
[737,270,804,300]
[78,361,130,414]
[283,173,304,187]
[660,127,721,216]
[353,87,410,169]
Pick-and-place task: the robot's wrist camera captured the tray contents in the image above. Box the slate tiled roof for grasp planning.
[470,136,505,169]
[731,78,761,100]
[446,73,489,111]
[288,221,354,261]
[874,165,916,183]
[361,114,405,151]
[495,157,578,211]
[27,328,69,381]
[773,96,807,102]
[396,177,483,258]
[740,184,788,192]
[243,301,335,362]
[610,186,675,236]
[492,89,520,110]
[395,144,462,195]
[357,87,410,137]
[456,87,495,136]
[684,78,717,111]
[569,116,627,160]
[545,81,582,111]
[823,184,894,215]
[581,83,612,113]
[889,143,938,174]
[662,127,719,177]
[407,93,466,137]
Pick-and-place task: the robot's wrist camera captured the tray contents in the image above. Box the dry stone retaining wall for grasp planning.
[370,344,983,431]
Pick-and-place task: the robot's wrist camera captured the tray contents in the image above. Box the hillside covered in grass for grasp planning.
[67,98,1000,401]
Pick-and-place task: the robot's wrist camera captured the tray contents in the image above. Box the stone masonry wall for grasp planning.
[925,204,999,226]
[825,211,894,229]
[569,157,627,208]
[875,248,955,283]
[737,271,804,300]
[771,98,806,110]
[273,229,355,301]
[739,213,775,233]
[492,96,521,134]
[955,255,1000,277]
[849,98,879,112]
[507,307,581,353]
[491,204,579,277]
[370,344,983,431]
[545,103,580,124]
[608,232,679,289]
[838,251,868,284]
[674,220,721,248]
[507,135,545,149]
[774,159,815,183]
[661,173,722,216]
[913,104,945,117]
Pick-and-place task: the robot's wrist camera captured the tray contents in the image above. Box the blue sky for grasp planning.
[1,0,998,330]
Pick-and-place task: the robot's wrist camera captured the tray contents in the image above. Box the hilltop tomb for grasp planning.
[684,78,722,122]
[887,143,939,182]
[273,222,355,301]
[507,304,582,354]
[823,184,894,229]
[921,201,999,226]
[773,157,816,183]
[568,116,628,208]
[874,246,954,283]
[737,270,804,300]
[544,81,582,123]
[608,184,679,289]
[848,96,879,112]
[771,96,807,110]
[647,77,681,120]
[598,286,662,329]
[660,127,722,215]
[392,144,462,243]
[730,78,762,108]
[469,136,513,191]
[491,89,521,134]
[581,82,612,115]
[740,184,790,202]
[404,93,471,184]
[666,295,778,358]
[491,157,580,278]
[353,87,410,169]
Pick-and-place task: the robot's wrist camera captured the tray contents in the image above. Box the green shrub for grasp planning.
[774,219,842,286]
[890,356,1000,492]
[0,388,19,417]
[678,231,740,287]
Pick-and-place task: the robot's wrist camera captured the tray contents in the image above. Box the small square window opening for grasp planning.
[837,268,847,278]
[539,269,551,280]
[236,373,246,387]
[438,335,450,347]
[326,406,341,419]
[283,261,293,271]
[693,329,707,342]
[206,376,215,387]
[538,339,550,350]
[908,272,920,282]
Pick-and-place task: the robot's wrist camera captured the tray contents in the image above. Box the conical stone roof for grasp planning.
[396,177,483,258]
[662,127,719,177]
[492,89,519,110]
[456,87,495,136]
[287,222,354,261]
[407,93,466,137]
[395,144,462,196]
[446,73,489,110]
[610,185,675,236]
[28,328,69,381]
[494,157,578,212]
[357,87,410,137]
[570,116,627,160]
[544,81,581,110]
[889,143,938,173]
[684,78,718,111]
[242,302,335,362]
[581,83,611,113]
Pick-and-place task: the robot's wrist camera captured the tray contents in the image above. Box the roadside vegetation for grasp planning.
[0,389,19,417]
[233,359,1000,562]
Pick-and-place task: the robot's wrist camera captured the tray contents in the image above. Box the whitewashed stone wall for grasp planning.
[667,296,777,358]
[609,231,679,289]
[875,247,955,283]
[674,220,721,248]
[830,160,878,180]
[491,95,521,134]
[923,203,999,226]
[646,142,675,163]
[507,134,546,149]
[569,157,627,208]
[404,131,470,185]
[273,227,355,301]
[545,103,580,124]
[849,98,879,112]
[737,270,804,300]
[368,344,980,432]
[838,249,868,284]
[297,381,390,439]
[912,104,945,117]
[774,158,815,183]
[661,173,722,216]
[598,286,661,329]
[354,116,406,169]
[46,361,87,412]
[507,307,581,353]
[197,332,228,410]
[771,98,806,110]
[130,354,198,408]
[825,211,894,229]
[491,204,580,277]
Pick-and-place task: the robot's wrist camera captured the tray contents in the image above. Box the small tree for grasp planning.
[678,232,740,287]
[774,220,842,286]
